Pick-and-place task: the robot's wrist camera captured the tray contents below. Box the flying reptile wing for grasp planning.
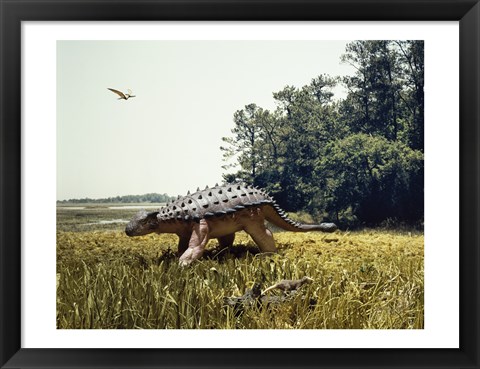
[107,88,126,99]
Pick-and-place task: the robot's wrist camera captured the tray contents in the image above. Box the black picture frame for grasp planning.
[1,0,479,368]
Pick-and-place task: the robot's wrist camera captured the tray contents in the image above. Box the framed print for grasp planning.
[1,0,479,368]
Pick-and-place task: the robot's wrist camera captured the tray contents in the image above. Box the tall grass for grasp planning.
[57,229,423,329]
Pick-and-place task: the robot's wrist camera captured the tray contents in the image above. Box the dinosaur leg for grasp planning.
[179,219,210,266]
[244,224,277,253]
[217,233,235,248]
[177,235,190,256]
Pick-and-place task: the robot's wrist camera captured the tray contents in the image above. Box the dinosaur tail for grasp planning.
[263,204,337,233]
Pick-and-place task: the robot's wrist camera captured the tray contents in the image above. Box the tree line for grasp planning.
[57,193,173,204]
[221,40,424,227]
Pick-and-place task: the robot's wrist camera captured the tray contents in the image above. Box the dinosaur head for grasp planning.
[301,276,314,284]
[125,210,159,236]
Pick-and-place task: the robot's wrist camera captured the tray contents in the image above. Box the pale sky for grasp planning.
[57,40,354,200]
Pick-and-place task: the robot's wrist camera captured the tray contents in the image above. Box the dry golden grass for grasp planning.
[57,228,423,329]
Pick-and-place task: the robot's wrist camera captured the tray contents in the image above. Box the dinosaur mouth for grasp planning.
[125,225,134,236]
[125,222,138,236]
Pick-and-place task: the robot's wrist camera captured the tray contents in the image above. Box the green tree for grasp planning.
[341,41,404,141]
[317,133,423,224]
[221,104,264,184]
[341,40,424,150]
[221,103,288,184]
[395,40,424,150]
[271,76,340,210]
[220,42,424,226]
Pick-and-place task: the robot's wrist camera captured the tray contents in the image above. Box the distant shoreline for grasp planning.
[57,202,166,209]
[57,193,173,204]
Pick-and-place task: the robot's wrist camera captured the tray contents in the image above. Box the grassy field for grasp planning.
[56,205,424,329]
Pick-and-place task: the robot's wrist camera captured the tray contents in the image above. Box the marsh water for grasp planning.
[56,203,166,232]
